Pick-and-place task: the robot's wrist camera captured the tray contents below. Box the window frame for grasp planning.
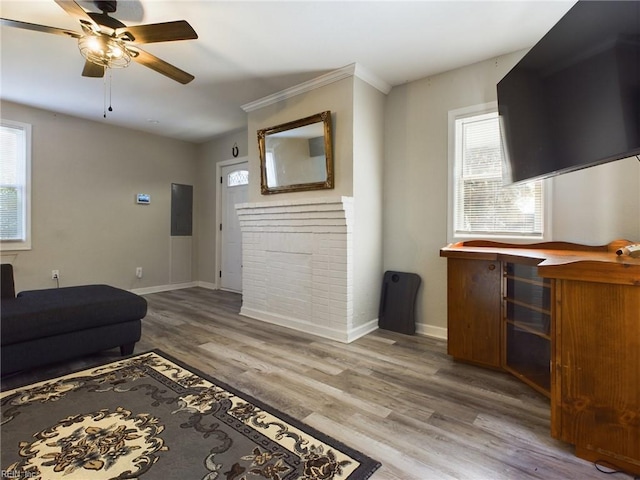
[447,102,551,243]
[0,119,32,251]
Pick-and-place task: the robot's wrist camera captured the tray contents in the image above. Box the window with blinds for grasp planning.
[453,111,544,238]
[1,120,31,249]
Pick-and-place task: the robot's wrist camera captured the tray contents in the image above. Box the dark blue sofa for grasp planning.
[1,264,147,376]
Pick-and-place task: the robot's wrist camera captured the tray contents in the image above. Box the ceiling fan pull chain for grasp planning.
[103,69,114,118]
[108,69,113,113]
[103,73,107,118]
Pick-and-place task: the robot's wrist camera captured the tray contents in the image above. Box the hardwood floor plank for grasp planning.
[304,411,460,480]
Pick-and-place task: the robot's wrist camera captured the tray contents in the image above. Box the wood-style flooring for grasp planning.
[2,288,632,479]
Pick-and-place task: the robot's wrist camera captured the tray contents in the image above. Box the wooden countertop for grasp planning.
[440,240,640,286]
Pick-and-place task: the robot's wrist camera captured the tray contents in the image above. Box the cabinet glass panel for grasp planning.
[506,277,551,309]
[505,302,551,335]
[506,263,551,285]
[506,322,551,392]
[505,262,551,335]
[504,261,551,396]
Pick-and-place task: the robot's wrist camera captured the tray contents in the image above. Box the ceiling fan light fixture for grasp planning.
[78,34,131,68]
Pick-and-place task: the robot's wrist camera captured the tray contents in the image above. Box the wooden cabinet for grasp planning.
[441,240,640,475]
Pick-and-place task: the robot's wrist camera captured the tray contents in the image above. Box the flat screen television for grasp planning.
[497,0,640,185]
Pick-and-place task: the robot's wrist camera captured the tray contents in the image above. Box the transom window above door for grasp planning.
[227,170,249,187]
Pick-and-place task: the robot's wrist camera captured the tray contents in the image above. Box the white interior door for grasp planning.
[220,162,248,292]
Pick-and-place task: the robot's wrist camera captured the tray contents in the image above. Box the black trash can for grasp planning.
[378,271,421,335]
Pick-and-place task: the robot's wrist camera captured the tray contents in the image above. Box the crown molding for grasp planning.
[241,63,391,113]
[352,63,392,96]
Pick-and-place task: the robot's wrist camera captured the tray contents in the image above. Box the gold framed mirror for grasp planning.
[258,111,334,194]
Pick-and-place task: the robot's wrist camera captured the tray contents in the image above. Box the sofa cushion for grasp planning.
[1,284,147,346]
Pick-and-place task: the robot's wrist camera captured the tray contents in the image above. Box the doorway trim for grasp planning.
[215,156,248,291]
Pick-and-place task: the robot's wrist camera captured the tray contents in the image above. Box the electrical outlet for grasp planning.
[136,267,143,279]
[51,270,59,280]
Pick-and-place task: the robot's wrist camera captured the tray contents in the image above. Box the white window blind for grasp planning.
[1,120,31,248]
[453,111,543,238]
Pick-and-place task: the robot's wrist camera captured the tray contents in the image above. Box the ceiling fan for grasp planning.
[0,0,198,84]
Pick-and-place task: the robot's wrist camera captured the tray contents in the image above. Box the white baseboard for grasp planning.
[131,282,198,295]
[416,322,448,340]
[347,318,379,342]
[240,307,378,344]
[131,281,219,295]
[197,281,218,291]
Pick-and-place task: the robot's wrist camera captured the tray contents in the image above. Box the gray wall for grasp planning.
[0,100,198,293]
[352,77,385,328]
[552,157,640,243]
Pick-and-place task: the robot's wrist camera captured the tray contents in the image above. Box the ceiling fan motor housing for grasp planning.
[94,1,117,14]
[87,11,126,31]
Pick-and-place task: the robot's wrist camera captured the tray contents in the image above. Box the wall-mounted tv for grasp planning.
[497,0,640,185]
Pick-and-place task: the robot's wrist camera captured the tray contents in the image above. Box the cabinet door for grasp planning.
[555,280,640,467]
[446,258,502,368]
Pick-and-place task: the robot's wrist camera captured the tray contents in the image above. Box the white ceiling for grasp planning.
[0,0,576,143]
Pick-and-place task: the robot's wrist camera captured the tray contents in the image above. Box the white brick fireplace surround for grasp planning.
[236,197,377,343]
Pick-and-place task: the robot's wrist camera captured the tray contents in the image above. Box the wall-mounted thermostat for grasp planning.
[136,193,151,204]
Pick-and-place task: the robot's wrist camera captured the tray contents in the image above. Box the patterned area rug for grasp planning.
[1,350,380,480]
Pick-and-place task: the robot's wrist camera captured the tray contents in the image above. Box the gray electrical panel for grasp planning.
[171,183,193,236]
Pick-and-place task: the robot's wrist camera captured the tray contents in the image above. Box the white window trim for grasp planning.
[447,102,552,243]
[0,119,32,251]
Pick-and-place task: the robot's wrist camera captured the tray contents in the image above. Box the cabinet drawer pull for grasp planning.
[488,264,496,271]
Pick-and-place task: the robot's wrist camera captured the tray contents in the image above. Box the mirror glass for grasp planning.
[258,111,333,194]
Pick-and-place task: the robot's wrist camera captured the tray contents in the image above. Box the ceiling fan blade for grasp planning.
[0,18,81,38]
[131,48,195,84]
[116,20,197,44]
[82,60,105,78]
[54,0,98,28]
